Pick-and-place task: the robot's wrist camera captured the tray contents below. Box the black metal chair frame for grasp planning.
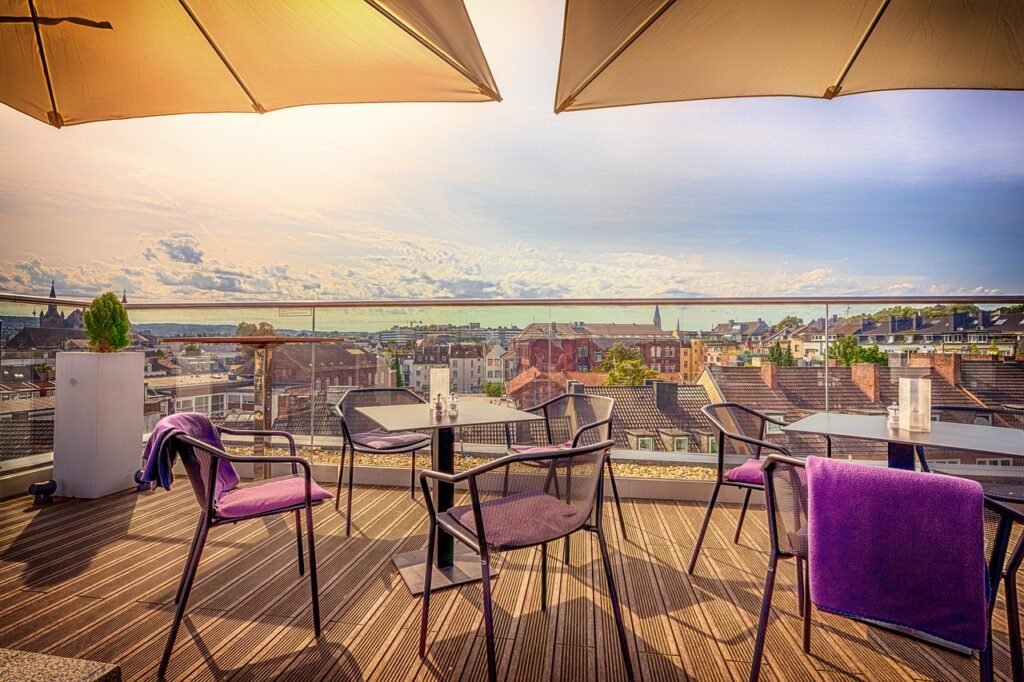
[687,402,791,574]
[333,387,429,536]
[158,427,323,679]
[916,403,1024,679]
[417,439,634,682]
[503,393,626,564]
[752,453,1020,682]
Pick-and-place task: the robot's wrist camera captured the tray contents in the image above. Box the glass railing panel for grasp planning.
[0,301,85,473]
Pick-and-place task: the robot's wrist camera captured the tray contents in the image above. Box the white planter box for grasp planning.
[55,351,144,498]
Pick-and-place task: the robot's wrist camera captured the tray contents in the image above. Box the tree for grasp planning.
[830,336,888,366]
[34,363,54,381]
[765,342,794,366]
[596,343,643,372]
[773,315,804,331]
[391,356,404,387]
[183,342,201,355]
[235,321,276,357]
[967,343,980,355]
[484,382,504,398]
[996,304,1024,314]
[83,292,131,352]
[920,303,979,317]
[988,340,1001,357]
[604,358,658,386]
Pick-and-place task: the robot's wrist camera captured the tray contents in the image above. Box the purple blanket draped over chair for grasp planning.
[806,456,987,651]
[140,412,239,499]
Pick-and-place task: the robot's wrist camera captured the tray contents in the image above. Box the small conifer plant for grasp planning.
[83,292,131,352]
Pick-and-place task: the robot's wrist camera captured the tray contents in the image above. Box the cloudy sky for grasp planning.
[2,0,1023,308]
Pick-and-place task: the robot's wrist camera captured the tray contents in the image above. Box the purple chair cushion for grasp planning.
[216,476,332,518]
[724,458,763,485]
[807,457,987,651]
[351,428,430,451]
[449,491,587,550]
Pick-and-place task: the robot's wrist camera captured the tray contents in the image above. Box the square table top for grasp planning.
[356,401,543,433]
[784,412,1024,458]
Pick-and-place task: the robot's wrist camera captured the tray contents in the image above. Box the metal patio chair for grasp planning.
[687,402,792,574]
[751,454,1018,682]
[917,404,1024,679]
[334,387,431,535]
[148,417,331,679]
[418,439,633,682]
[504,393,625,563]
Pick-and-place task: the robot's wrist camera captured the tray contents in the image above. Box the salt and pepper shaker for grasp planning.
[886,401,899,429]
[447,392,459,418]
[433,393,445,420]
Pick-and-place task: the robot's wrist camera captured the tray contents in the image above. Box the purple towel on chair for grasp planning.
[806,457,987,651]
[140,413,239,499]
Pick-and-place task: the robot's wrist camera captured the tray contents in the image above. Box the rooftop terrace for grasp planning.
[1,482,1020,681]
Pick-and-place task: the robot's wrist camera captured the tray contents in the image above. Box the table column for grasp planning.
[252,345,273,480]
[433,427,456,568]
[887,442,916,470]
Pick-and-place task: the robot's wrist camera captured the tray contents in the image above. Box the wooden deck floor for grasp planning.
[0,483,1018,681]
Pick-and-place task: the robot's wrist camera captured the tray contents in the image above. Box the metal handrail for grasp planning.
[1,291,1022,310]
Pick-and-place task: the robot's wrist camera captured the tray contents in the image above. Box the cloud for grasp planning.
[156,232,204,264]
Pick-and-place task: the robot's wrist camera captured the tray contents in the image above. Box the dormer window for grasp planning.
[764,412,785,435]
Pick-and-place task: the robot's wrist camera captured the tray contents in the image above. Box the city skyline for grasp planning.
[2,0,1023,305]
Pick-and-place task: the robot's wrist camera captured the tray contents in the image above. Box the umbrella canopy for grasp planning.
[1,0,500,127]
[555,0,1024,112]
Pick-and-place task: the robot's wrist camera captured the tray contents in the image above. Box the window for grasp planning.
[977,458,1013,466]
[764,412,785,435]
[704,434,717,454]
[175,398,194,412]
[929,458,960,465]
[653,346,661,358]
[637,437,654,451]
[194,395,210,414]
[577,346,589,357]
[211,394,224,415]
[673,436,689,453]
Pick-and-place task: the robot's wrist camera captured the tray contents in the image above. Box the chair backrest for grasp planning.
[472,439,614,550]
[336,388,425,438]
[702,402,778,457]
[510,393,614,447]
[761,456,808,560]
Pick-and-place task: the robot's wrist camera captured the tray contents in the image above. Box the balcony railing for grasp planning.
[1,292,1022,486]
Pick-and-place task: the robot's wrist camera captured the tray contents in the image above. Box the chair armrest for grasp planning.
[176,435,311,477]
[760,453,804,471]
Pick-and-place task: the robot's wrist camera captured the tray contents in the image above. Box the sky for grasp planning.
[2,0,1023,312]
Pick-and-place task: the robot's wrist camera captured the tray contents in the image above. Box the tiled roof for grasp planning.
[448,344,486,359]
[0,419,54,461]
[582,384,712,452]
[961,361,1024,408]
[514,322,673,341]
[5,327,88,349]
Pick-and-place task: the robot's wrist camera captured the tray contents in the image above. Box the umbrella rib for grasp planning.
[825,0,890,99]
[177,0,264,113]
[27,0,62,127]
[555,0,678,113]
[362,0,501,101]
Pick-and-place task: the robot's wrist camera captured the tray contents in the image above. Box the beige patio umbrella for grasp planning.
[1,0,500,127]
[555,0,1024,112]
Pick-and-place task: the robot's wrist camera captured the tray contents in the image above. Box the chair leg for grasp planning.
[734,488,752,544]
[597,527,634,680]
[419,520,437,658]
[688,482,721,574]
[540,543,548,612]
[796,557,804,618]
[174,519,204,605]
[345,447,356,536]
[980,622,994,682]
[801,559,812,654]
[564,535,571,565]
[606,457,627,539]
[159,521,209,679]
[294,510,305,576]
[1006,564,1023,682]
[335,445,345,511]
[749,555,779,682]
[481,555,498,682]
[305,504,321,638]
[410,451,417,499]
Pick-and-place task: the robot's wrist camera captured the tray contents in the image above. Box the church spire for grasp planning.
[121,289,127,304]
[48,280,56,298]
[653,305,662,330]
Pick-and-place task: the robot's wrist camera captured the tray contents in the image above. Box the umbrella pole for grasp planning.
[825,0,891,99]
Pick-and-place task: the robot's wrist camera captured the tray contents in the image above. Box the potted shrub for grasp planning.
[54,292,143,498]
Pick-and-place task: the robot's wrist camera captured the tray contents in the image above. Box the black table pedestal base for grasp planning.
[393,545,499,596]
[888,441,916,470]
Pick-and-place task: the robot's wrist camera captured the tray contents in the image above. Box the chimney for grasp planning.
[980,310,991,326]
[913,314,923,331]
[654,381,678,411]
[888,316,899,334]
[851,363,880,402]
[760,362,778,390]
[931,353,962,386]
[567,380,585,394]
